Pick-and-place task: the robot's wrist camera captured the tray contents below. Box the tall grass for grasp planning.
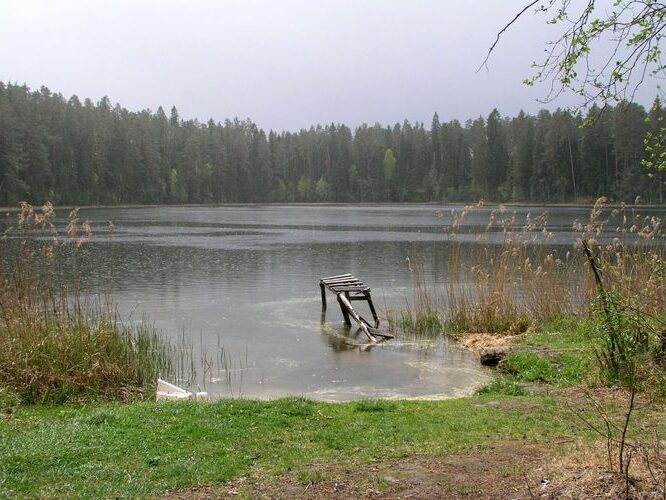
[386,259,443,337]
[444,202,577,334]
[394,198,666,338]
[0,202,186,405]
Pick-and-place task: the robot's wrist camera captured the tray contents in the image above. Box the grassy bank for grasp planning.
[471,317,600,397]
[0,395,589,497]
[2,387,664,498]
[1,316,664,497]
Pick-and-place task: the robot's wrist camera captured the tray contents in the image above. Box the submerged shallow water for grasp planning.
[9,203,664,400]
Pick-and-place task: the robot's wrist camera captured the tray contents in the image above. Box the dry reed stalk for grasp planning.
[0,202,187,405]
[398,198,665,338]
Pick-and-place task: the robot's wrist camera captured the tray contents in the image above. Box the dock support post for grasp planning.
[337,294,352,326]
[320,282,327,311]
[366,292,379,327]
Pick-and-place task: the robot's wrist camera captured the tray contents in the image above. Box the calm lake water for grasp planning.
[10,203,665,400]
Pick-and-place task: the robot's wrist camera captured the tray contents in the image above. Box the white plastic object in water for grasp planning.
[156,378,208,401]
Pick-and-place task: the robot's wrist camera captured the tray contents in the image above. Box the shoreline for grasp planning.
[2,200,666,212]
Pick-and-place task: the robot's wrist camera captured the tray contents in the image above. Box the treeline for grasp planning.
[0,81,664,205]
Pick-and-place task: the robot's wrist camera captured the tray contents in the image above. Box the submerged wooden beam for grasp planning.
[338,293,376,342]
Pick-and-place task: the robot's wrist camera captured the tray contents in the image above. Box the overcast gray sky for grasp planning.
[0,1,659,131]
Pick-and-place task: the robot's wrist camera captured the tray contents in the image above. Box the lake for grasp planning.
[15,203,665,400]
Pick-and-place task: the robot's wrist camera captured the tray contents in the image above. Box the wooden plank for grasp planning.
[322,278,362,286]
[329,285,369,292]
[347,295,371,301]
[321,273,352,280]
[327,282,364,290]
[324,282,358,292]
[368,328,393,339]
[323,276,361,283]
[323,283,361,289]
[323,281,363,289]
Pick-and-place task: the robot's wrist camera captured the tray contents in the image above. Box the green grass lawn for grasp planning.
[0,395,585,497]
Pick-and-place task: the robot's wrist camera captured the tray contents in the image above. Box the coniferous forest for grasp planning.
[1,81,664,206]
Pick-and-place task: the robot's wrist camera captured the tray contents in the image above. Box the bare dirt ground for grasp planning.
[166,440,664,498]
[461,332,520,355]
[166,443,544,499]
[165,393,665,499]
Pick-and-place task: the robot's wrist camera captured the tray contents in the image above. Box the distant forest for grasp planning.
[0,81,664,206]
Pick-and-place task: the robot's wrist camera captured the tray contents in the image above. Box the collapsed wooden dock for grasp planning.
[319,273,393,343]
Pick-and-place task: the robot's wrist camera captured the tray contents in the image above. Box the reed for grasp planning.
[386,260,443,337]
[396,198,666,338]
[0,202,185,405]
[444,203,576,334]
